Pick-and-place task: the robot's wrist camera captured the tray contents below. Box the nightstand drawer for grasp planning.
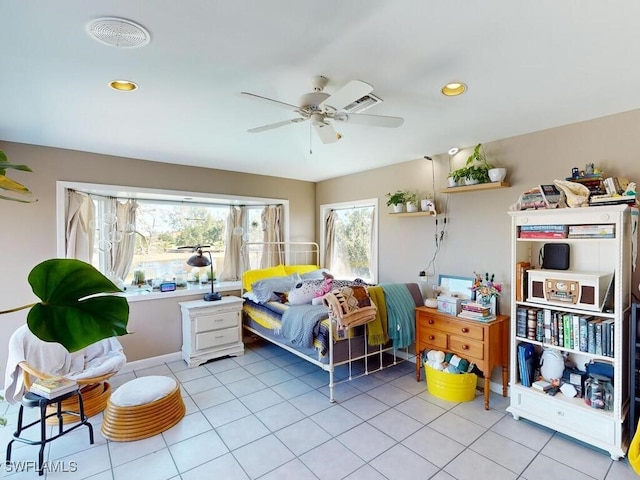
[422,316,484,341]
[448,335,484,361]
[196,326,240,350]
[195,310,240,333]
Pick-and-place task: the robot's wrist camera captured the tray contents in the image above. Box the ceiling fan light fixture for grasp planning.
[448,147,459,155]
[109,80,138,92]
[441,82,467,96]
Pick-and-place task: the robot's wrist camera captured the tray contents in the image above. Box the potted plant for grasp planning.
[449,143,494,186]
[386,190,407,213]
[405,191,419,213]
[0,149,37,203]
[420,193,435,212]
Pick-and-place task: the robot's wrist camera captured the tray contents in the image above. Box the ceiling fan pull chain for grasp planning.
[309,123,313,154]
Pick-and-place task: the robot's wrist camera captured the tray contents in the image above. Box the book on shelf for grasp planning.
[519,231,567,239]
[515,261,531,302]
[517,343,536,387]
[589,194,636,206]
[603,176,630,196]
[532,379,552,392]
[516,306,527,337]
[539,184,562,208]
[568,224,615,236]
[526,308,538,340]
[520,224,567,232]
[535,309,544,342]
[29,376,78,399]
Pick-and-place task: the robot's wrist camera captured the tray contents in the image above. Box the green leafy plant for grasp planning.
[0,149,37,203]
[449,143,494,185]
[1,259,130,352]
[385,190,407,206]
[404,191,419,205]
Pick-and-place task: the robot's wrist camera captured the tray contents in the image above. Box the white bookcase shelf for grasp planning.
[506,204,634,460]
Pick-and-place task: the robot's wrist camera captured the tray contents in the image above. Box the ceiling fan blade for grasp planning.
[313,121,341,144]
[319,80,373,111]
[334,112,404,128]
[240,92,299,111]
[248,117,307,133]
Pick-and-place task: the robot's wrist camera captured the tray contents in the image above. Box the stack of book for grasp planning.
[567,224,615,239]
[565,173,606,196]
[29,376,78,399]
[517,342,536,387]
[458,302,496,322]
[519,224,568,239]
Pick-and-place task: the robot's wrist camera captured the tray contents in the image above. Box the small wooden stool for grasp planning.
[100,376,185,442]
[6,389,94,476]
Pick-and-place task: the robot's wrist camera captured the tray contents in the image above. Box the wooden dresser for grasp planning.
[415,307,509,409]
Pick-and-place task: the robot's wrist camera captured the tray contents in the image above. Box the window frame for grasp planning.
[56,181,290,301]
[319,198,379,284]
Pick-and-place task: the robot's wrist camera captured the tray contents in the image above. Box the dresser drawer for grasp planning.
[194,310,240,333]
[448,335,484,361]
[417,328,448,350]
[196,326,240,350]
[421,316,484,341]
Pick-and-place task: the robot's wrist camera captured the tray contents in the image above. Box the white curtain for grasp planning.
[109,199,138,280]
[65,190,95,263]
[220,206,246,281]
[324,210,337,271]
[260,205,284,268]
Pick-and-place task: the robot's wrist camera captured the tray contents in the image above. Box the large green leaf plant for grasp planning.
[0,150,130,424]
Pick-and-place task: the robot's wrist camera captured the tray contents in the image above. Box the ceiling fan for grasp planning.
[241,76,404,144]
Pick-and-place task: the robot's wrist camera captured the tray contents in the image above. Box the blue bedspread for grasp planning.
[280,304,329,348]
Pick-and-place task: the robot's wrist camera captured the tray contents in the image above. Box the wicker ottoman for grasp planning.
[101,376,185,442]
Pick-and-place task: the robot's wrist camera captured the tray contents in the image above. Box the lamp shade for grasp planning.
[186,251,211,267]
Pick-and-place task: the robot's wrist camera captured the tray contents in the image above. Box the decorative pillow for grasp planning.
[284,265,319,276]
[300,268,329,280]
[242,264,288,292]
[250,273,301,303]
[287,281,319,305]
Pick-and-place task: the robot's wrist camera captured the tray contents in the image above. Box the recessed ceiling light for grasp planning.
[448,147,459,155]
[441,82,467,96]
[109,80,138,92]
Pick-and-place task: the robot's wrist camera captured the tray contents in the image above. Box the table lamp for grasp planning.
[186,246,221,301]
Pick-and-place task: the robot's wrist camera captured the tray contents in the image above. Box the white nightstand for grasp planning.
[179,296,245,367]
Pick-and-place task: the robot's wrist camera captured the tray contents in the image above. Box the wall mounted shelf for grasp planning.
[441,181,510,194]
[388,211,436,217]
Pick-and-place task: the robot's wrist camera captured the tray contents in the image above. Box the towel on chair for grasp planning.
[4,324,126,404]
[366,286,388,346]
[322,285,377,330]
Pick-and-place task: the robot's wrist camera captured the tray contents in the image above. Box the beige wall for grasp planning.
[3,108,640,375]
[317,109,640,384]
[0,142,315,368]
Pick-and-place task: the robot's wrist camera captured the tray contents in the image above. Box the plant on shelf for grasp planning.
[449,143,494,186]
[0,149,37,203]
[405,191,419,212]
[385,190,407,207]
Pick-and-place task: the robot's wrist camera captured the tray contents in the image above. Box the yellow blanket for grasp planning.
[367,286,388,346]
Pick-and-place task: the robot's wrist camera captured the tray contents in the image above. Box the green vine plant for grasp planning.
[0,149,37,203]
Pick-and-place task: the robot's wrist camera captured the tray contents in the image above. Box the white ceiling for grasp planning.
[2,1,640,182]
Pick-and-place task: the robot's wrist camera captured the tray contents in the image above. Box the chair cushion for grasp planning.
[110,376,177,407]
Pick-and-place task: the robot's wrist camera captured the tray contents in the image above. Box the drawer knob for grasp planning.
[461,327,469,333]
[462,344,469,350]
[428,320,434,325]
[428,335,435,340]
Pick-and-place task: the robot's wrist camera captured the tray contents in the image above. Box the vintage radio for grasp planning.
[526,269,613,312]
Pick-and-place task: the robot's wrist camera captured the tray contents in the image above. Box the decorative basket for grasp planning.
[424,363,477,402]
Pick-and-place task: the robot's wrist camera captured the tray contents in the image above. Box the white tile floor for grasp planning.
[2,337,639,479]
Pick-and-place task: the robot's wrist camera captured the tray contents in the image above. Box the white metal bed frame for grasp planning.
[241,241,409,402]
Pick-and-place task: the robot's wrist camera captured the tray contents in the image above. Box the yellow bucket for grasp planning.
[425,363,478,402]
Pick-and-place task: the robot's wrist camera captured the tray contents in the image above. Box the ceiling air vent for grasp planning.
[343,93,383,113]
[86,17,151,48]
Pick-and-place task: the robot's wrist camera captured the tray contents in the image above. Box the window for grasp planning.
[320,198,378,283]
[57,182,288,292]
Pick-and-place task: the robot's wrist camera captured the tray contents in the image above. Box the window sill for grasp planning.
[120,281,241,303]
